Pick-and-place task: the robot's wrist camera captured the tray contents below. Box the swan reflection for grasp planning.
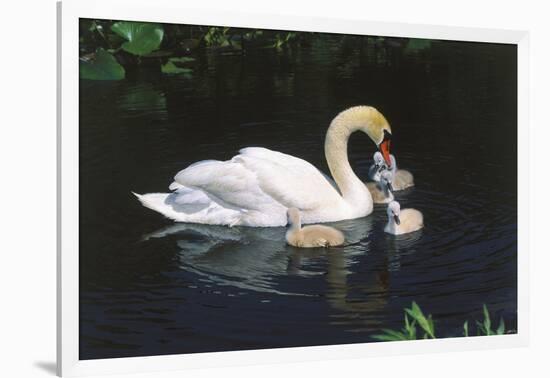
[143,218,371,291]
[141,216,421,330]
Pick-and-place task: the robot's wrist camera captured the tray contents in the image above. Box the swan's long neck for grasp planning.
[325,108,376,207]
[289,216,301,231]
[386,214,397,233]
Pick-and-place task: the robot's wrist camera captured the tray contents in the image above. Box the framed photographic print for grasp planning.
[58,0,529,376]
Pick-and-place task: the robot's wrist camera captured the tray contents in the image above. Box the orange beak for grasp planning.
[379,139,392,168]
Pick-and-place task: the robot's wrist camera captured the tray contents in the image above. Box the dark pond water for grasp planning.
[79,36,517,359]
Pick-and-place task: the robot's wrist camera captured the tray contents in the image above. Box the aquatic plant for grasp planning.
[463,304,506,336]
[80,20,184,80]
[271,32,297,49]
[372,301,435,341]
[203,27,232,47]
[79,48,125,81]
[111,21,164,56]
[373,302,508,341]
[79,19,434,81]
[161,57,195,76]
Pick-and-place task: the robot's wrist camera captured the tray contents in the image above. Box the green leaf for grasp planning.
[463,321,469,337]
[372,329,408,341]
[405,302,435,339]
[404,314,417,339]
[203,27,231,47]
[161,61,193,75]
[476,320,484,336]
[371,334,402,342]
[483,305,492,334]
[79,48,125,80]
[427,315,435,335]
[111,21,164,56]
[497,318,505,335]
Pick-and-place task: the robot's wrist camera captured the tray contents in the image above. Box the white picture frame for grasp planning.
[58,0,529,376]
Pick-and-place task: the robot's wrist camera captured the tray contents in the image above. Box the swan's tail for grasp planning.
[132,192,177,219]
[132,191,243,226]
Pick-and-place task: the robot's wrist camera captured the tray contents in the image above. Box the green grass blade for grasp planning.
[497,318,505,335]
[483,305,492,333]
[372,328,408,341]
[405,302,436,339]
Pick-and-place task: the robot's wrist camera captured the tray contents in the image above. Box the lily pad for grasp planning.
[79,48,125,80]
[161,61,193,75]
[111,21,164,56]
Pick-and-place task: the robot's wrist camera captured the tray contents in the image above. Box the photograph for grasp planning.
[78,18,517,360]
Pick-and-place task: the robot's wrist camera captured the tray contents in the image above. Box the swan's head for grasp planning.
[387,201,401,225]
[330,106,393,167]
[360,107,392,167]
[380,170,394,193]
[287,207,301,226]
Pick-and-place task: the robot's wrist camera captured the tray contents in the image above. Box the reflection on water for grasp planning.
[117,83,167,119]
[79,35,517,359]
[142,217,373,296]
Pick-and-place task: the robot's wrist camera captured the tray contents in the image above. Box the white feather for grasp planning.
[134,106,393,227]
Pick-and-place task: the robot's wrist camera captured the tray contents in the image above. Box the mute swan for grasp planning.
[384,201,423,235]
[134,106,393,227]
[366,170,394,204]
[285,208,345,248]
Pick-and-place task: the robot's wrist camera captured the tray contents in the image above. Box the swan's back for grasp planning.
[393,169,414,190]
[175,148,344,212]
[365,182,393,204]
[399,208,423,233]
[138,147,352,227]
[235,147,343,209]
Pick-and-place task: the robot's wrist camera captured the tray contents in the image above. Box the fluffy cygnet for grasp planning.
[388,154,414,190]
[366,170,394,204]
[384,201,423,235]
[369,152,414,191]
[285,208,345,248]
[368,151,386,182]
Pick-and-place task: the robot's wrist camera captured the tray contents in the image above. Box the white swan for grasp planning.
[134,106,393,227]
[366,170,394,204]
[285,208,345,248]
[384,201,423,235]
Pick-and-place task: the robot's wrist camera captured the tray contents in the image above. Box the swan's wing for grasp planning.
[235,147,342,210]
[173,147,341,212]
[173,159,278,211]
